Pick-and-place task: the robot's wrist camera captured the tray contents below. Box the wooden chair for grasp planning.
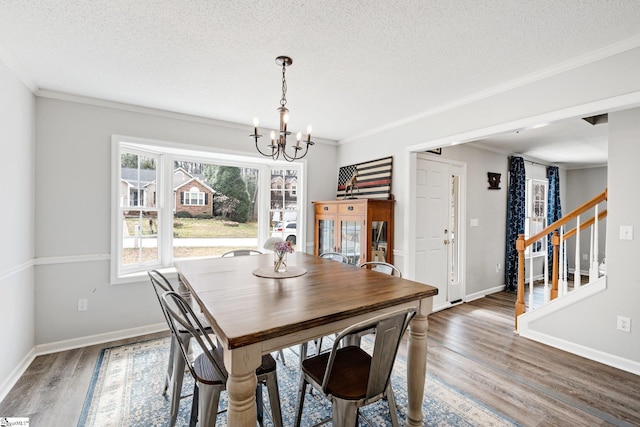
[359,261,402,277]
[161,291,283,427]
[319,252,349,263]
[148,270,213,427]
[221,249,262,257]
[294,308,417,426]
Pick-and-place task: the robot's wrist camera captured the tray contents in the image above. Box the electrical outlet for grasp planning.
[78,298,88,312]
[496,263,501,273]
[582,253,588,261]
[617,316,631,332]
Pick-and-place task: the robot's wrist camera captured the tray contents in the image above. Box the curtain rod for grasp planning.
[510,155,553,168]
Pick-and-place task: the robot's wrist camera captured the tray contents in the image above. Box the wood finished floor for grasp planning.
[1,291,638,426]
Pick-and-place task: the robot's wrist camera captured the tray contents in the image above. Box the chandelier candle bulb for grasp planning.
[307,125,312,142]
[252,117,259,135]
[296,132,301,147]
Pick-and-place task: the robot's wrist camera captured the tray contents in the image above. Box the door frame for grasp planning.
[407,152,467,311]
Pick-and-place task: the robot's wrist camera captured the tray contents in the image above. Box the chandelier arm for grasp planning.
[254,137,280,160]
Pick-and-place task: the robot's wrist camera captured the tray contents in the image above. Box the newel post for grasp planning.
[515,234,526,330]
[550,231,560,300]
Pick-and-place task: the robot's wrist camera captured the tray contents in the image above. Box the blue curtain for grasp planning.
[505,157,526,292]
[547,166,562,267]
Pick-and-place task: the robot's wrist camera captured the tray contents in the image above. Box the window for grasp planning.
[112,136,304,282]
[269,168,299,245]
[525,179,548,257]
[183,187,206,205]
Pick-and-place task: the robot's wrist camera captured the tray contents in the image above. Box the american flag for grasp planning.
[336,156,393,200]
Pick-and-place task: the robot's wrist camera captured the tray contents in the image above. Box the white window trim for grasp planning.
[525,178,548,259]
[111,135,306,284]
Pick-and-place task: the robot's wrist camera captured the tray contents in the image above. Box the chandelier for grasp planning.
[251,56,314,162]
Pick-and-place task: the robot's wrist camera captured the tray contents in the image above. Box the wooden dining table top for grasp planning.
[175,252,437,350]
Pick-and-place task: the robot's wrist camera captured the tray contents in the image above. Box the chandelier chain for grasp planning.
[280,62,288,108]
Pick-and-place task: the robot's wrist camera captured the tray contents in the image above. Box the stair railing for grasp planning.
[515,189,607,330]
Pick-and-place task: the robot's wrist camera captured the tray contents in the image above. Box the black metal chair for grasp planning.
[161,290,283,427]
[319,252,349,263]
[294,308,416,426]
[359,261,402,277]
[148,270,213,427]
[221,249,263,257]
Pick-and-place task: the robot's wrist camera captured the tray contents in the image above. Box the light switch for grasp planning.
[620,225,633,240]
[470,219,479,227]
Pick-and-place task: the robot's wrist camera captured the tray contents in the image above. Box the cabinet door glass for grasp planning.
[341,220,361,264]
[318,219,335,255]
[371,221,388,262]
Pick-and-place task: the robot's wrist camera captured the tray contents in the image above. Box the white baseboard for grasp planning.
[34,322,168,356]
[519,328,640,375]
[1,323,167,404]
[0,347,36,404]
[465,284,506,302]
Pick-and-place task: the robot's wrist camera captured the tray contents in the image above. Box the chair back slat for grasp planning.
[319,252,349,263]
[221,249,262,257]
[359,261,402,277]
[160,291,227,382]
[366,312,413,397]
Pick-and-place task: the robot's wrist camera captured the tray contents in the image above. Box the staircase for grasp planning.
[514,189,608,331]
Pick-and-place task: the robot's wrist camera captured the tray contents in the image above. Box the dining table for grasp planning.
[175,251,438,426]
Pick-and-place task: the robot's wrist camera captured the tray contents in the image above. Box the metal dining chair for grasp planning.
[221,249,263,257]
[161,291,283,427]
[148,270,213,427]
[359,261,402,277]
[319,252,349,263]
[294,308,417,426]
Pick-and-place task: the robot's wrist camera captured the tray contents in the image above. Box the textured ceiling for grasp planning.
[1,1,640,166]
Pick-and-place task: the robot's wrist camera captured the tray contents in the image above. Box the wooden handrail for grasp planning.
[515,188,607,330]
[563,209,608,240]
[524,189,607,247]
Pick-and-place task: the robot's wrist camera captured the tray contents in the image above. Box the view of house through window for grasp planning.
[114,140,302,279]
[269,168,299,245]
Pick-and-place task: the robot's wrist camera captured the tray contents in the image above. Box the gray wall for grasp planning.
[338,47,640,366]
[33,96,338,345]
[565,167,608,272]
[0,59,35,390]
[435,144,509,296]
[530,110,639,362]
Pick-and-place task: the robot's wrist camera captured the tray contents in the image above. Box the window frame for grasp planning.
[111,135,306,284]
[524,178,548,258]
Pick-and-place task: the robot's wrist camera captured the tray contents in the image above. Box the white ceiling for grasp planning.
[1,1,640,166]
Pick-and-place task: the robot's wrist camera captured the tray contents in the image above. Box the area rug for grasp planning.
[77,337,518,426]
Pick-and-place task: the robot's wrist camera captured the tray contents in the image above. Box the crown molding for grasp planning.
[341,35,640,144]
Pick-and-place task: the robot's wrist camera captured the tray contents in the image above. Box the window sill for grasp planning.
[111,266,177,285]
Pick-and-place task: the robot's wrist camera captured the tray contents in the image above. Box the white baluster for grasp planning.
[574,215,581,289]
[592,204,600,279]
[528,243,534,310]
[560,226,568,296]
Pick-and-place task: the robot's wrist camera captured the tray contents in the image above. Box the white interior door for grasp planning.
[415,155,465,310]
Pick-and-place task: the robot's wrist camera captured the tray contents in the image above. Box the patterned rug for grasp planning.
[77,337,518,426]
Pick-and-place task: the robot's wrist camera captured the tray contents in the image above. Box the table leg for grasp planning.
[406,300,431,426]
[224,344,261,426]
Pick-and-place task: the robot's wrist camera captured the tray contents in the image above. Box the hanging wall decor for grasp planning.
[336,156,393,200]
[488,172,501,189]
